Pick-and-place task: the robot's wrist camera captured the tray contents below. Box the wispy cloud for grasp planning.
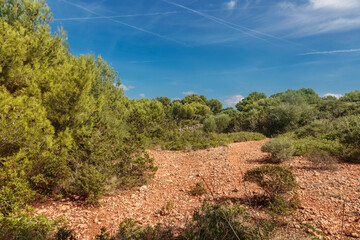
[270,0,360,37]
[139,93,146,98]
[323,93,343,99]
[311,0,360,10]
[224,95,244,106]
[163,0,270,43]
[162,0,307,49]
[182,90,197,95]
[119,84,135,91]
[301,48,360,55]
[226,0,237,10]
[60,0,186,46]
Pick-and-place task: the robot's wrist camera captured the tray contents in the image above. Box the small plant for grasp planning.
[182,203,259,240]
[267,194,300,216]
[261,138,295,163]
[160,200,174,216]
[244,165,300,216]
[116,218,175,240]
[189,182,207,196]
[244,165,298,197]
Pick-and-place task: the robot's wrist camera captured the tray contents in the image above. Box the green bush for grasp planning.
[214,114,231,133]
[261,138,295,162]
[0,211,76,240]
[203,116,217,132]
[244,165,298,197]
[181,203,258,240]
[292,137,344,157]
[115,218,175,240]
[97,203,274,240]
[228,132,266,142]
[245,166,300,217]
[267,194,300,216]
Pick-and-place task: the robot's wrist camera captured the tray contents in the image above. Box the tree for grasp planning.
[207,99,222,113]
[341,90,360,102]
[0,0,52,29]
[236,91,267,112]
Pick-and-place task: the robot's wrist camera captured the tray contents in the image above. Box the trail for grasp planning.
[34,140,360,239]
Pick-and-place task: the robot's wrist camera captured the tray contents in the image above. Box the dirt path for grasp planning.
[34,140,360,239]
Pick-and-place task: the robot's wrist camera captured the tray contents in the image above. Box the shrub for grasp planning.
[292,137,344,157]
[181,203,258,240]
[189,182,207,196]
[244,165,298,197]
[115,218,175,240]
[245,166,300,217]
[228,132,266,142]
[267,194,300,216]
[214,114,231,133]
[160,200,174,216]
[261,138,295,163]
[203,116,217,132]
[75,164,106,205]
[0,211,75,240]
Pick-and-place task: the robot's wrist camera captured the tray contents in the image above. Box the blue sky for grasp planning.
[48,0,360,106]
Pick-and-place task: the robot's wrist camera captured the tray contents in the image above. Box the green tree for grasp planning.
[236,92,267,112]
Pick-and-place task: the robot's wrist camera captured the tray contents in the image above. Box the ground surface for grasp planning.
[34,140,360,239]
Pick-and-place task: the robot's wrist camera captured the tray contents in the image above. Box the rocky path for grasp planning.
[33,140,360,239]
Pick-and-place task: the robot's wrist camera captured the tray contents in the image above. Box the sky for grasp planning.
[47,0,360,106]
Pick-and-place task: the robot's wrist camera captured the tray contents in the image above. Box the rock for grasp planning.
[139,185,148,191]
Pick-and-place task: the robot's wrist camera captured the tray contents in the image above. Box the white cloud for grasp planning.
[310,0,360,10]
[119,84,135,91]
[139,93,145,98]
[226,0,237,9]
[224,95,244,106]
[182,90,197,95]
[324,93,343,99]
[301,48,360,55]
[270,0,360,37]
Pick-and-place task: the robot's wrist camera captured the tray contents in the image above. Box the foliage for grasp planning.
[160,200,174,216]
[244,165,298,197]
[0,210,75,240]
[245,166,300,217]
[261,138,295,163]
[236,91,267,112]
[0,0,156,211]
[115,218,175,240]
[157,130,265,151]
[228,132,266,142]
[189,182,207,196]
[181,203,258,240]
[292,137,344,157]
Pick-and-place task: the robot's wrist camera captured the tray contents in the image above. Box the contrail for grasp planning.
[54,11,179,21]
[163,0,311,49]
[300,48,360,55]
[162,0,271,43]
[60,0,187,46]
[54,7,268,22]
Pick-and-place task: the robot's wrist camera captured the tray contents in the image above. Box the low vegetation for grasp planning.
[244,166,300,216]
[189,182,207,196]
[96,203,273,240]
[0,0,359,238]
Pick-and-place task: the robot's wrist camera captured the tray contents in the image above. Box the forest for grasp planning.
[0,0,359,239]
